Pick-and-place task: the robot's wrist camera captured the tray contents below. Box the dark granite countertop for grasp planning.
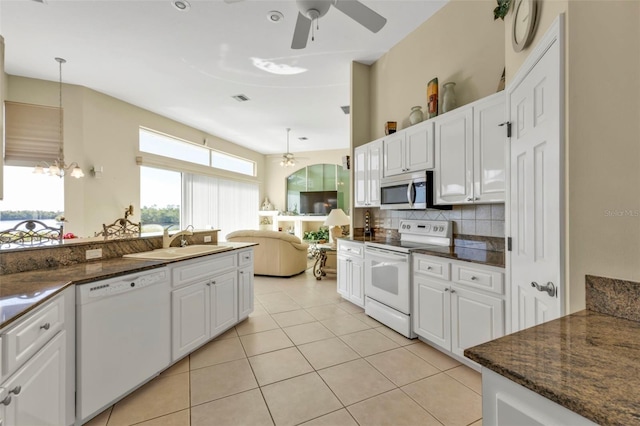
[0,243,256,330]
[465,309,640,425]
[342,236,505,268]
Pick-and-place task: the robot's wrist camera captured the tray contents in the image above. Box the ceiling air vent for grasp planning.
[298,137,308,141]
[340,105,350,115]
[232,94,250,102]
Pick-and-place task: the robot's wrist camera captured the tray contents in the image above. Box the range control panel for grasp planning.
[398,220,452,238]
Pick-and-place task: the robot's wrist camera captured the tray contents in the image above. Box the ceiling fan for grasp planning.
[279,128,301,167]
[224,0,387,50]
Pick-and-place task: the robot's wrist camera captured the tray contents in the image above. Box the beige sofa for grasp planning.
[226,230,309,277]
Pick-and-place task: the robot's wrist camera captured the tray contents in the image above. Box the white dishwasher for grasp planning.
[77,268,171,423]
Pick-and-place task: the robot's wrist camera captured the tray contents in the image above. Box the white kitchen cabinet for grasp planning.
[172,282,210,359]
[0,288,74,426]
[413,253,505,360]
[383,121,434,177]
[209,270,238,337]
[482,368,597,426]
[434,92,505,204]
[238,265,254,320]
[354,139,382,207]
[337,240,365,307]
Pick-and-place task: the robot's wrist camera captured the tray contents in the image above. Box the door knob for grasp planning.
[531,281,557,297]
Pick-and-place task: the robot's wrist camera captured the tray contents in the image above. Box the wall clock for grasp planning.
[512,0,539,52]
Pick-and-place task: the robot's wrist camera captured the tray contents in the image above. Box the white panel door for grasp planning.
[383,133,405,177]
[353,146,367,207]
[474,93,506,203]
[367,140,382,206]
[509,26,563,332]
[450,286,504,357]
[413,276,450,350]
[337,255,350,297]
[210,270,238,337]
[405,121,434,171]
[172,283,209,360]
[238,266,254,320]
[349,258,365,307]
[434,108,474,204]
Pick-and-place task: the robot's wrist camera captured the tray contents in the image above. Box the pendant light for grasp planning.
[33,57,84,179]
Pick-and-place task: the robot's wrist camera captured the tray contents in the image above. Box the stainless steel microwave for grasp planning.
[380,170,451,210]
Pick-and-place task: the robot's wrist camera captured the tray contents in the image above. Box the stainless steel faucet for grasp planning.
[163,226,194,248]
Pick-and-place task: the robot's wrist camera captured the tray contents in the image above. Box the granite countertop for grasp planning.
[343,236,505,268]
[0,242,256,330]
[465,309,640,425]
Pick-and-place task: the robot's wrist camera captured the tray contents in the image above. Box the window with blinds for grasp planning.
[4,101,62,166]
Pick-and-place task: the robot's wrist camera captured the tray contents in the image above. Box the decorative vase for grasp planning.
[409,106,424,125]
[441,82,457,113]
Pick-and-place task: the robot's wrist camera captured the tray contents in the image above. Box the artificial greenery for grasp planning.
[494,0,513,20]
[303,227,330,241]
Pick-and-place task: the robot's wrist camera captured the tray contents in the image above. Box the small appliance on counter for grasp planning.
[364,219,453,338]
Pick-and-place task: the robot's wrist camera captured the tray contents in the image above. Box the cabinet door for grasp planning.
[450,286,504,357]
[337,255,350,298]
[349,258,365,308]
[353,145,368,207]
[210,270,238,337]
[413,276,451,351]
[473,94,506,203]
[4,331,66,426]
[383,133,405,177]
[367,140,382,206]
[434,108,474,204]
[405,121,434,171]
[172,283,210,360]
[238,266,254,320]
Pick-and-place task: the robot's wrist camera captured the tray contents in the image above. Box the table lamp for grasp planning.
[324,209,350,248]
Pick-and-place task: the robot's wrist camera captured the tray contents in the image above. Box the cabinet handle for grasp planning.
[212,281,216,285]
[240,271,244,274]
[40,323,50,331]
[8,386,20,396]
[1,396,10,406]
[426,266,432,270]
[206,282,211,287]
[444,288,450,292]
[450,289,456,294]
[475,197,480,201]
[470,276,477,281]
[466,197,473,202]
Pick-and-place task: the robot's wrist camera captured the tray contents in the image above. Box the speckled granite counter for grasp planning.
[342,235,505,268]
[0,242,256,330]
[465,275,640,425]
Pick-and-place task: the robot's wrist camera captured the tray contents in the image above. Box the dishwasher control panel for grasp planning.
[83,270,167,299]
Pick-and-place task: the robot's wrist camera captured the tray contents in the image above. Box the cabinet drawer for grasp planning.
[2,294,65,378]
[451,263,504,294]
[172,253,237,288]
[238,249,253,267]
[413,255,450,280]
[337,241,364,258]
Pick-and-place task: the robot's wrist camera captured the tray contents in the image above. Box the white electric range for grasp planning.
[364,220,453,338]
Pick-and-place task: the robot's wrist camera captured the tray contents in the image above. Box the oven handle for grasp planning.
[365,247,409,259]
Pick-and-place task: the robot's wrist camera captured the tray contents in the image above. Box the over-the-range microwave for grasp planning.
[380,170,451,210]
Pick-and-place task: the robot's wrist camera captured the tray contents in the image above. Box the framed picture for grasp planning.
[427,78,438,118]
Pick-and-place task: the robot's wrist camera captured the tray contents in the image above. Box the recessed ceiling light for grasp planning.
[267,11,284,23]
[172,0,191,11]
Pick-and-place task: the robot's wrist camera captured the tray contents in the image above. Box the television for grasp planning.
[299,191,338,215]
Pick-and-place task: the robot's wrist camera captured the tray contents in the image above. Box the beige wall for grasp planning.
[504,1,640,313]
[368,0,505,140]
[7,75,266,237]
[263,148,349,215]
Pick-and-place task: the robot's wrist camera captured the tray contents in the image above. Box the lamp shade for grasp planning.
[324,209,350,227]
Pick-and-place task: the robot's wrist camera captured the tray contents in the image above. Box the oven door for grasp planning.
[364,246,410,314]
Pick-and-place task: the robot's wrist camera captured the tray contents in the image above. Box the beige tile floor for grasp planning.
[85,270,483,426]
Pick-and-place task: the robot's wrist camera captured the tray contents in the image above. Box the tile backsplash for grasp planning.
[353,204,505,238]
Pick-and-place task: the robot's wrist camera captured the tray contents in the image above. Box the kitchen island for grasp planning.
[465,275,640,425]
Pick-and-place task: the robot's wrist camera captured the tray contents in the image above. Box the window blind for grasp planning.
[4,101,61,166]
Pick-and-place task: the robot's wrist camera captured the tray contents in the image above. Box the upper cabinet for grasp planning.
[383,120,435,177]
[354,138,382,208]
[434,92,506,204]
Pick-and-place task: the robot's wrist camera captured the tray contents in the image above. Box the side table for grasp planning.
[313,244,337,280]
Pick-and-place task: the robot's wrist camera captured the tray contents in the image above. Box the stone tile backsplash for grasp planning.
[354,204,505,238]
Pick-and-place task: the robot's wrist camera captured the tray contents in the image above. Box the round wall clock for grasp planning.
[512,0,539,52]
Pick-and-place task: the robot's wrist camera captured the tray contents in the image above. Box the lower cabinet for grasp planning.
[337,240,365,307]
[172,269,238,361]
[238,265,254,320]
[413,254,505,359]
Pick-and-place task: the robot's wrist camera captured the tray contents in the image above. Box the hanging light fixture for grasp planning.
[33,57,84,179]
[279,128,296,167]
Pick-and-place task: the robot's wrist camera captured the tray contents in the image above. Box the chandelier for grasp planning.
[33,57,84,179]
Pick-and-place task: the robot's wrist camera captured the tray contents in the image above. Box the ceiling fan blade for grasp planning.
[333,0,387,33]
[291,12,312,49]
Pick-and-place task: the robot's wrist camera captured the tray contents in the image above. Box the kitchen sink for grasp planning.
[123,245,230,260]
